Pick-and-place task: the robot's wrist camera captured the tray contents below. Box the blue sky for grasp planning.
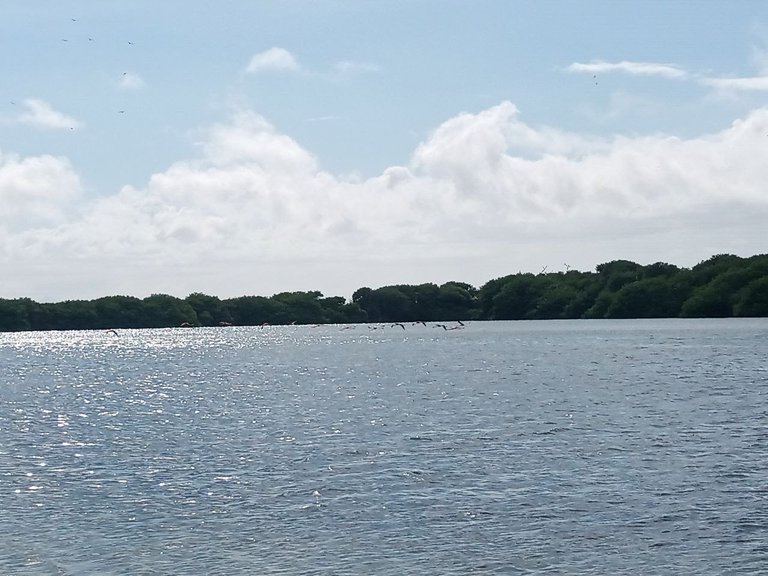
[2,1,768,301]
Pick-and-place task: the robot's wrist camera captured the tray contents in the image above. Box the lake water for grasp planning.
[1,319,767,575]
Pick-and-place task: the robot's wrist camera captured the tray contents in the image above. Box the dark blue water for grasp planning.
[1,320,767,575]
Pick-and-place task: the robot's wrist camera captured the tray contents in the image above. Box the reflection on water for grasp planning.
[1,320,767,574]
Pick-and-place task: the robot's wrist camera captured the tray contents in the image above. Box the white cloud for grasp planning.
[4,101,768,300]
[17,99,81,130]
[245,47,300,73]
[568,55,768,98]
[306,115,342,123]
[568,56,768,96]
[334,60,380,74]
[0,151,82,228]
[118,72,145,90]
[699,75,768,92]
[567,60,688,79]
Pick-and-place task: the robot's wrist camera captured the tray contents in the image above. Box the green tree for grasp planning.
[142,294,198,327]
[734,277,768,316]
[689,254,743,286]
[368,286,413,322]
[561,271,601,318]
[606,277,688,318]
[642,261,680,279]
[186,292,231,326]
[318,296,366,323]
[682,261,768,318]
[224,295,290,326]
[535,282,580,319]
[596,260,642,291]
[478,275,513,318]
[351,287,374,321]
[0,299,31,331]
[272,291,326,324]
[435,281,479,320]
[41,300,98,330]
[92,295,146,329]
[489,273,550,320]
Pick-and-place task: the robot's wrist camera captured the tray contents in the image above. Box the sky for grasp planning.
[2,1,768,302]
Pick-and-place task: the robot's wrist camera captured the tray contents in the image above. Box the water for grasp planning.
[1,319,767,575]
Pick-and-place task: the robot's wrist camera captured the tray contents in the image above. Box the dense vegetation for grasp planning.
[1,254,767,332]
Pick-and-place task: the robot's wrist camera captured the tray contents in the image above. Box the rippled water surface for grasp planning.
[1,319,767,575]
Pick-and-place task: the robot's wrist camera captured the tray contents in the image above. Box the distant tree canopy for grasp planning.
[1,253,767,331]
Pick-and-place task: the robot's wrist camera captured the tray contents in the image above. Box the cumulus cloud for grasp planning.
[567,60,688,79]
[4,101,768,299]
[17,98,80,130]
[0,151,82,228]
[408,102,768,231]
[245,47,300,73]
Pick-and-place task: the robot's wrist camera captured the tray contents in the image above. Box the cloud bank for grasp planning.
[2,101,768,300]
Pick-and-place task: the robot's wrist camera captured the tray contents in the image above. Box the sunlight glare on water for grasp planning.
[1,319,767,575]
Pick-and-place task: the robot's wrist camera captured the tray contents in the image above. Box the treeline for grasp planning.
[1,253,767,331]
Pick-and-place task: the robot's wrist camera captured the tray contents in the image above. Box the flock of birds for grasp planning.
[50,17,136,118]
[343,320,466,331]
[104,320,467,336]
